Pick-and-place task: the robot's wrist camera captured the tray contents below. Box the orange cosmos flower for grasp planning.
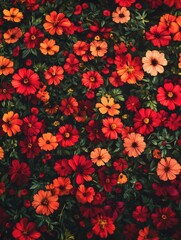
[44,66,64,85]
[173,16,181,41]
[117,173,128,184]
[43,11,71,35]
[73,41,89,56]
[96,96,120,116]
[3,8,23,22]
[52,177,73,196]
[112,7,130,24]
[142,50,167,76]
[90,148,111,166]
[38,132,58,151]
[40,39,59,55]
[123,132,146,157]
[159,14,179,34]
[76,184,95,204]
[179,53,181,69]
[0,147,4,160]
[3,27,22,44]
[0,56,14,76]
[90,40,108,57]
[156,157,181,181]
[117,54,144,84]
[2,111,23,137]
[32,190,59,216]
[36,85,50,103]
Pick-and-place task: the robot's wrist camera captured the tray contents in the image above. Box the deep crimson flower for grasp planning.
[54,159,73,176]
[164,0,181,9]
[132,206,150,222]
[109,71,124,87]
[26,0,39,11]
[12,68,40,96]
[0,82,15,101]
[63,53,79,74]
[152,207,178,230]
[56,124,79,147]
[145,0,163,8]
[113,158,128,172]
[104,201,124,221]
[12,218,41,240]
[20,136,41,158]
[0,207,9,225]
[123,223,138,240]
[92,192,106,205]
[86,120,105,143]
[115,0,136,7]
[21,115,43,136]
[133,108,161,135]
[24,26,44,48]
[87,21,112,39]
[68,155,94,184]
[164,113,181,131]
[59,96,78,116]
[98,167,118,192]
[8,159,31,185]
[125,95,141,112]
[156,82,181,110]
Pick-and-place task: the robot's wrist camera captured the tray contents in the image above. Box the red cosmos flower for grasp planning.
[86,120,106,143]
[44,65,64,85]
[24,26,44,48]
[56,124,79,147]
[82,71,103,90]
[26,0,39,11]
[87,21,112,39]
[151,207,178,230]
[125,95,140,112]
[12,218,41,240]
[114,0,136,7]
[21,115,43,136]
[164,113,181,131]
[138,226,159,240]
[76,184,95,204]
[98,167,118,192]
[104,201,124,221]
[164,0,181,9]
[8,159,31,185]
[68,155,94,184]
[74,99,94,122]
[133,108,161,135]
[0,82,15,101]
[102,117,123,140]
[132,206,150,222]
[54,159,73,176]
[59,96,78,116]
[12,68,40,96]
[63,53,79,74]
[73,41,89,56]
[123,224,138,240]
[91,215,115,238]
[145,0,162,8]
[0,207,9,225]
[156,82,181,110]
[52,177,73,196]
[113,158,128,172]
[146,25,171,47]
[20,136,41,158]
[109,71,124,87]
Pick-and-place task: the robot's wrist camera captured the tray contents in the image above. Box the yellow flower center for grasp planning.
[98,218,107,230]
[126,65,134,74]
[31,35,36,40]
[111,123,116,129]
[161,214,167,220]
[94,35,100,41]
[90,76,95,82]
[143,118,150,124]
[167,91,173,98]
[64,132,70,138]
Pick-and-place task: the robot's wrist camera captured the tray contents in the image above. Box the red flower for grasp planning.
[87,21,112,39]
[91,215,115,238]
[102,117,123,139]
[44,65,64,85]
[113,158,128,172]
[146,24,171,47]
[164,113,181,131]
[68,155,94,184]
[123,224,138,240]
[24,26,44,48]
[164,0,181,9]
[59,96,78,116]
[132,206,150,222]
[86,120,106,143]
[21,115,43,136]
[156,82,181,110]
[0,207,9,225]
[54,159,73,176]
[0,82,15,101]
[133,108,161,135]
[98,167,118,192]
[12,218,41,240]
[12,68,40,96]
[63,53,79,74]
[152,207,178,230]
[125,95,140,112]
[109,71,124,87]
[115,0,136,7]
[146,0,163,8]
[76,184,95,204]
[0,182,5,195]
[8,159,31,185]
[56,124,79,147]
[20,136,41,158]
[82,70,103,90]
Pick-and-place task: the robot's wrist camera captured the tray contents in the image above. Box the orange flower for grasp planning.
[0,56,14,76]
[32,190,59,216]
[90,148,111,166]
[40,38,59,55]
[96,96,120,116]
[156,157,181,181]
[73,41,89,56]
[152,149,162,159]
[43,11,71,35]
[90,40,108,57]
[3,27,22,44]
[36,85,50,103]
[112,7,130,24]
[38,132,58,151]
[142,50,168,76]
[0,147,4,160]
[3,8,23,22]
[117,173,128,184]
[52,177,73,196]
[117,54,144,84]
[173,16,181,41]
[75,184,95,204]
[159,14,179,34]
[123,132,146,157]
[2,111,23,137]
[179,52,181,69]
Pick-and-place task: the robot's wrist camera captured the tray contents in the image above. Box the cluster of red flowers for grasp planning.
[0,0,181,239]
